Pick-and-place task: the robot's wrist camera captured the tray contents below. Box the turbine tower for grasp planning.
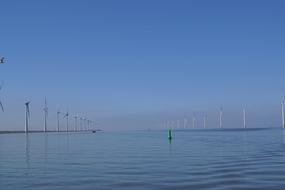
[203,114,207,129]
[80,117,83,131]
[243,107,247,128]
[57,111,61,132]
[183,117,187,129]
[192,113,196,128]
[219,105,223,128]
[0,82,4,112]
[74,115,78,131]
[63,112,69,132]
[87,120,90,130]
[176,119,180,129]
[281,96,285,128]
[25,101,30,133]
[84,118,87,130]
[43,98,48,132]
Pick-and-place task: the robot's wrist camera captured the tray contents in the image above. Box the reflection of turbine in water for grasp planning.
[25,134,30,168]
[25,101,31,133]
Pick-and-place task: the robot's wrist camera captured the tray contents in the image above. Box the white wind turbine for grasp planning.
[80,117,83,131]
[74,115,78,131]
[192,113,196,128]
[63,111,69,132]
[281,96,285,128]
[203,114,207,129]
[57,111,61,132]
[0,82,4,112]
[84,118,87,130]
[43,98,48,132]
[25,101,31,133]
[183,117,187,129]
[243,107,247,128]
[219,105,223,128]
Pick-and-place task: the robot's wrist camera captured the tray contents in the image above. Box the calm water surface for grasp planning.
[1,129,285,190]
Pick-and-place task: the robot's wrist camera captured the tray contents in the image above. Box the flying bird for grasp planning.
[0,57,4,64]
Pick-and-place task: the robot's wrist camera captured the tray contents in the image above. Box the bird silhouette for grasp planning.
[0,57,4,64]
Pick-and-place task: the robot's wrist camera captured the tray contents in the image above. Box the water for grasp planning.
[1,129,285,190]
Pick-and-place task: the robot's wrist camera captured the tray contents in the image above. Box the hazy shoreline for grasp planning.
[0,130,99,135]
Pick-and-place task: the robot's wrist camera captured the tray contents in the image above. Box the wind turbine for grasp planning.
[80,117,83,131]
[176,119,180,129]
[192,113,196,128]
[0,82,4,112]
[43,98,48,132]
[57,111,61,132]
[243,107,247,128]
[203,114,207,129]
[63,111,69,132]
[87,120,91,130]
[281,96,285,128]
[74,115,78,131]
[219,105,223,128]
[166,120,170,129]
[84,118,87,130]
[25,101,31,133]
[183,117,187,129]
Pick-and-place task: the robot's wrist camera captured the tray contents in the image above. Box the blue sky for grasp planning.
[0,0,285,130]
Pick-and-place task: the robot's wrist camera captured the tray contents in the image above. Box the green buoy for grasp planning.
[168,129,172,140]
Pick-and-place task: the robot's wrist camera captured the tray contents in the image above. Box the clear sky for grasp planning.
[0,0,285,131]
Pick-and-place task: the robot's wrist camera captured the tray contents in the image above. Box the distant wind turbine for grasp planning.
[281,96,285,128]
[25,101,31,133]
[183,117,187,129]
[80,117,83,131]
[243,107,247,128]
[84,118,87,130]
[203,114,207,129]
[74,115,78,131]
[219,105,223,128]
[192,113,196,128]
[63,112,69,132]
[43,98,48,132]
[176,119,180,129]
[87,120,91,130]
[57,111,61,132]
[0,82,4,112]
